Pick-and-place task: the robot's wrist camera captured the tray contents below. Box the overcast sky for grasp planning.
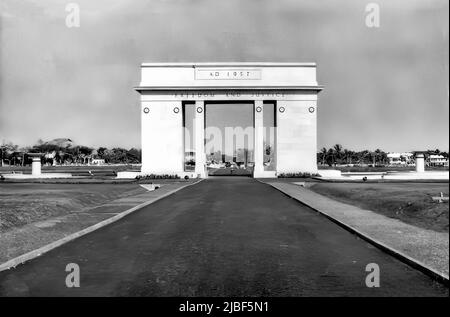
[0,0,448,152]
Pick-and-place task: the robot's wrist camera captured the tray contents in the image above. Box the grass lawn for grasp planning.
[0,164,139,172]
[318,166,449,173]
[0,164,140,178]
[308,182,449,232]
[0,183,145,232]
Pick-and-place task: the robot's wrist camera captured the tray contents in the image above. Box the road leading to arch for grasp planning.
[0,177,447,296]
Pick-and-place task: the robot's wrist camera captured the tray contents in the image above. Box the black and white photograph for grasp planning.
[0,0,448,307]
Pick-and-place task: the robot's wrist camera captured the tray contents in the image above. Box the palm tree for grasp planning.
[333,144,343,165]
[374,149,382,165]
[320,147,328,165]
[380,151,388,165]
[343,149,353,165]
[327,148,335,166]
[358,150,370,165]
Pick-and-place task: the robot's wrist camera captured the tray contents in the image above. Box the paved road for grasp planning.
[0,178,447,296]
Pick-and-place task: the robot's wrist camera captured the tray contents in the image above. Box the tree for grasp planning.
[77,146,93,164]
[374,149,382,165]
[0,142,18,166]
[319,147,328,165]
[326,148,335,166]
[1,138,144,166]
[333,144,343,165]
[126,148,141,163]
[358,150,371,165]
[343,149,353,165]
[97,147,107,159]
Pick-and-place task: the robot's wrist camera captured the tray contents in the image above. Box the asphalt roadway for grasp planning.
[0,177,447,296]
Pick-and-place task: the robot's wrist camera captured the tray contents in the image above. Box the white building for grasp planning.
[90,158,105,165]
[428,155,449,167]
[387,152,414,165]
[135,62,323,178]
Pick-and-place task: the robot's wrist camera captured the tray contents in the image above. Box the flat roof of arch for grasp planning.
[136,62,322,92]
[141,62,317,68]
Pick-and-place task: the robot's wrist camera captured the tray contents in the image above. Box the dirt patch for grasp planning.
[309,183,449,232]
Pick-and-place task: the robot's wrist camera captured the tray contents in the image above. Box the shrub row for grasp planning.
[135,174,180,180]
[277,172,319,178]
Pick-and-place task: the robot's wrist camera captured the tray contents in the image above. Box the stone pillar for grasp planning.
[140,101,184,175]
[29,153,42,176]
[416,153,425,173]
[254,100,264,177]
[194,100,206,178]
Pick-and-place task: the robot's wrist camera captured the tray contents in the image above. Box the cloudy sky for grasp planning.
[0,0,448,152]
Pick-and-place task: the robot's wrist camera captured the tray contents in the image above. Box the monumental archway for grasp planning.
[135,63,323,178]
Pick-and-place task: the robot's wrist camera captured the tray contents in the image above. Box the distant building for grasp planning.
[387,152,414,165]
[428,155,449,167]
[90,158,105,165]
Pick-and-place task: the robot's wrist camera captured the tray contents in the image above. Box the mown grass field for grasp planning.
[0,164,139,173]
[0,183,145,232]
[318,165,449,172]
[308,182,449,232]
